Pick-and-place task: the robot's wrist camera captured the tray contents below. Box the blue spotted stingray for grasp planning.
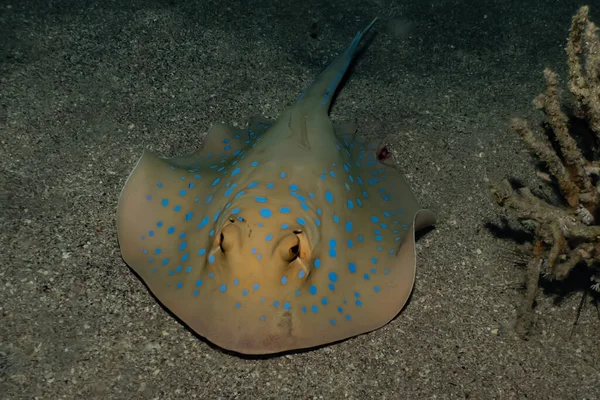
[117,19,436,354]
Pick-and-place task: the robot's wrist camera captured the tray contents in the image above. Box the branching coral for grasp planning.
[494,6,600,336]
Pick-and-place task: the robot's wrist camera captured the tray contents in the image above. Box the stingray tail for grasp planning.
[296,18,378,109]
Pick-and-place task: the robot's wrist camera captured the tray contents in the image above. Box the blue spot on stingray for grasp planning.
[358,235,364,243]
[325,191,333,203]
[289,184,299,191]
[267,183,274,188]
[283,302,291,311]
[234,191,245,199]
[161,199,169,207]
[185,212,193,221]
[253,283,260,291]
[205,194,213,204]
[314,258,321,268]
[311,305,318,313]
[179,242,187,251]
[309,285,317,295]
[242,289,248,296]
[219,284,227,293]
[364,273,371,280]
[356,299,363,307]
[371,257,378,264]
[298,270,306,278]
[347,239,353,248]
[212,178,220,186]
[345,221,352,232]
[348,262,357,273]
[301,203,309,211]
[231,208,241,214]
[179,189,187,196]
[146,195,151,200]
[148,230,155,237]
[347,199,354,209]
[317,208,322,216]
[248,182,258,188]
[315,218,321,226]
[225,185,236,196]
[154,248,162,254]
[375,235,383,242]
[265,234,273,241]
[273,301,279,307]
[374,286,380,293]
[333,215,339,223]
[174,205,181,212]
[167,226,175,234]
[259,208,272,218]
[281,276,288,285]
[208,254,215,264]
[157,221,163,228]
[255,196,267,203]
[371,216,379,223]
[157,182,163,188]
[198,248,206,255]
[297,217,306,225]
[328,272,338,282]
[322,297,329,305]
[251,161,259,167]
[280,172,287,178]
[280,207,290,213]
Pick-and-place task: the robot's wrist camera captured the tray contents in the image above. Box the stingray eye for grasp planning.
[219,233,225,252]
[279,233,301,262]
[219,224,239,253]
[289,243,300,260]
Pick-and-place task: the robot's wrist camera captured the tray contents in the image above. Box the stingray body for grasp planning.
[117,19,436,354]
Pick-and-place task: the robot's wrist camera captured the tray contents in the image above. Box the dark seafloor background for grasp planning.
[1,0,599,398]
